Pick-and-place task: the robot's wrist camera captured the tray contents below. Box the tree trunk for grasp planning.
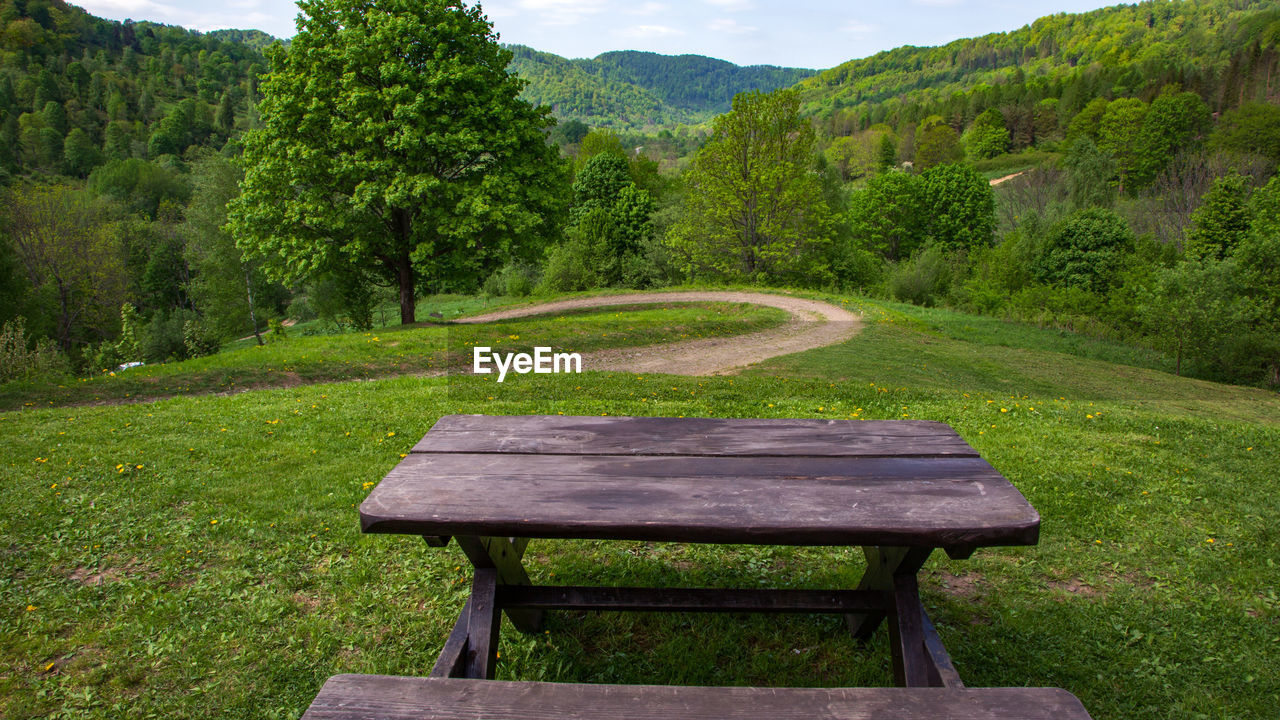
[397,253,415,325]
[244,266,263,346]
[1269,360,1279,388]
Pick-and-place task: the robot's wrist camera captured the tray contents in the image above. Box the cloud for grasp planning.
[841,20,878,37]
[708,17,757,35]
[619,24,685,38]
[516,0,608,26]
[703,0,754,11]
[623,1,667,15]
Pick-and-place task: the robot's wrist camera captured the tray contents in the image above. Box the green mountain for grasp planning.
[799,0,1280,136]
[507,45,816,130]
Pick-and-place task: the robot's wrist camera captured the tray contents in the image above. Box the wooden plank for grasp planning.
[464,569,500,680]
[454,536,543,633]
[496,585,890,614]
[847,547,934,641]
[428,598,470,679]
[302,675,1096,719]
[887,573,930,687]
[361,454,1040,548]
[921,610,965,689]
[414,415,978,457]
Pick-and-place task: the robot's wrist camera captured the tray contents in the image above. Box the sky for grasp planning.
[73,0,1120,69]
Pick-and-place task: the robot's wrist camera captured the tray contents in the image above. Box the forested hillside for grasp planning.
[801,0,1280,138]
[508,45,814,129]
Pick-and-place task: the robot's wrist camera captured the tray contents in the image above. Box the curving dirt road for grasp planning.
[459,291,863,375]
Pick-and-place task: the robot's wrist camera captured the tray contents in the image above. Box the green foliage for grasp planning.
[668,89,831,283]
[1062,137,1115,209]
[1134,87,1210,187]
[1210,102,1280,166]
[0,316,68,382]
[962,108,1009,160]
[1235,175,1280,385]
[1097,98,1147,193]
[87,158,191,219]
[482,262,537,298]
[309,271,376,332]
[888,246,954,307]
[267,317,288,341]
[142,308,198,362]
[550,118,589,146]
[1185,171,1253,259]
[183,153,281,343]
[913,117,963,169]
[183,318,221,358]
[920,163,995,251]
[508,45,815,130]
[1034,208,1134,294]
[1137,257,1255,377]
[849,171,925,262]
[229,0,569,325]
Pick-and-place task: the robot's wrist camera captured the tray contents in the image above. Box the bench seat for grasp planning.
[302,674,1093,719]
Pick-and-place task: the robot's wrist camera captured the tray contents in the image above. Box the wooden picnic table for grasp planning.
[357,414,1043,689]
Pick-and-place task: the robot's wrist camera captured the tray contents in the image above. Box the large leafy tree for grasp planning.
[667,88,830,282]
[228,0,568,324]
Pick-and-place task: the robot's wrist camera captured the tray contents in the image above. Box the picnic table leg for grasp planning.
[464,568,502,679]
[429,597,471,678]
[455,535,544,633]
[845,546,932,642]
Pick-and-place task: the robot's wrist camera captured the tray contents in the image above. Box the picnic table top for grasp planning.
[359,414,1040,549]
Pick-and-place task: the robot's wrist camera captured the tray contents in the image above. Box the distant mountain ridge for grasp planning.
[507,45,816,130]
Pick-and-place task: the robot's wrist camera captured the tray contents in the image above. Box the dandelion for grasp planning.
[387,431,396,437]
[1000,408,1008,413]
[210,519,218,525]
[26,605,35,611]
[44,662,54,671]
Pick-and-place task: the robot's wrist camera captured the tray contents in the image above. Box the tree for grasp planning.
[1210,103,1280,166]
[1137,257,1254,377]
[1097,98,1147,194]
[1034,208,1134,294]
[228,0,568,325]
[920,163,995,251]
[667,88,831,282]
[62,127,101,177]
[914,116,963,169]
[2,185,127,351]
[1062,137,1115,210]
[1134,87,1209,187]
[185,156,283,344]
[962,108,1009,160]
[849,171,925,262]
[1185,172,1252,259]
[1236,176,1280,385]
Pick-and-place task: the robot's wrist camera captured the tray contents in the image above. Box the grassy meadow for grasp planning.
[1,290,1277,719]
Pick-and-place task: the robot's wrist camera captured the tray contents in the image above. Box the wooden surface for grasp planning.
[362,415,1039,548]
[301,675,1094,720]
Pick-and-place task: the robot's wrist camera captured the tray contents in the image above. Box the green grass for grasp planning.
[1,290,1277,719]
[0,302,787,411]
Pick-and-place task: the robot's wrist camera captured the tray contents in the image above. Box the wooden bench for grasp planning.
[302,675,1094,719]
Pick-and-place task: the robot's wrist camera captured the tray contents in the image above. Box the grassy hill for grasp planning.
[1,291,1276,718]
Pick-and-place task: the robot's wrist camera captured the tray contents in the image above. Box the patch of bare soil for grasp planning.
[459,291,863,375]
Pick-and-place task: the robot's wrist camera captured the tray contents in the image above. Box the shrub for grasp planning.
[482,262,538,298]
[888,247,952,307]
[183,319,221,358]
[0,317,70,382]
[1034,208,1135,293]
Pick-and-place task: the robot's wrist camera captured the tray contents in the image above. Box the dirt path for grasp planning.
[460,291,863,375]
[989,171,1026,186]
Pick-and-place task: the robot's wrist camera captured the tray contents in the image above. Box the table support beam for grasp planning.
[455,535,543,633]
[429,598,471,678]
[921,609,964,688]
[464,569,501,679]
[887,573,930,687]
[846,546,933,642]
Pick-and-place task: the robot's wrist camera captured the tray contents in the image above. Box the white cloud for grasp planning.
[703,0,754,11]
[623,2,667,15]
[619,24,685,38]
[708,17,757,35]
[516,0,608,26]
[842,20,877,37]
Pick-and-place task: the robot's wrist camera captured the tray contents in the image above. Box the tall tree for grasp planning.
[1097,98,1147,194]
[667,88,831,282]
[228,0,568,324]
[1185,172,1252,259]
[2,185,127,351]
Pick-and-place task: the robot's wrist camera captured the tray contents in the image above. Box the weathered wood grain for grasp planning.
[301,675,1095,719]
[414,415,978,457]
[361,453,1039,547]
